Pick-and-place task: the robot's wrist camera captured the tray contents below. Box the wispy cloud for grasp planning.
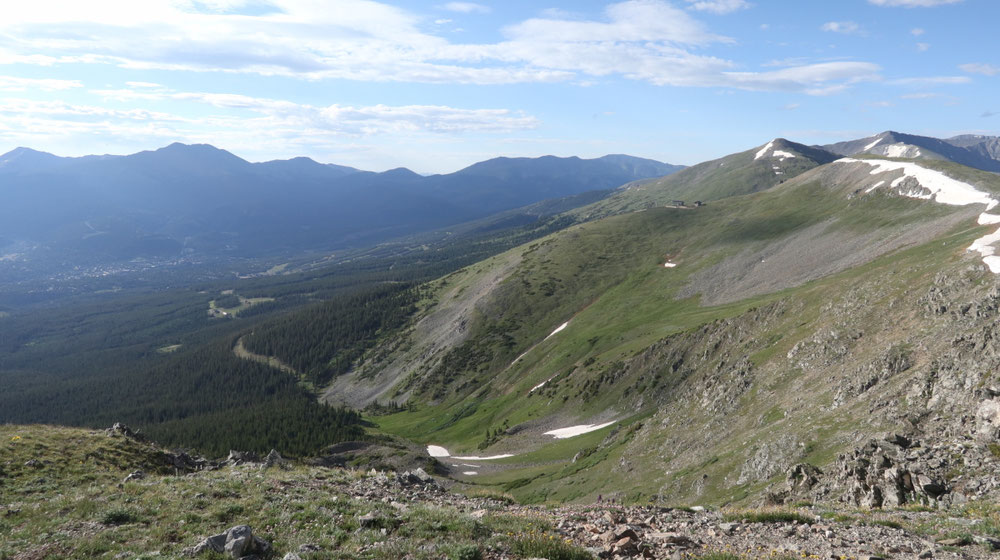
[982,110,997,118]
[960,63,1000,76]
[821,21,861,35]
[439,2,490,14]
[685,0,751,14]
[89,86,540,135]
[910,27,925,35]
[916,42,930,52]
[869,0,962,6]
[888,76,971,86]
[0,76,83,92]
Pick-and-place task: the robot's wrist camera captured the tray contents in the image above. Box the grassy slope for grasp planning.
[369,158,1000,505]
[0,425,584,560]
[575,140,836,220]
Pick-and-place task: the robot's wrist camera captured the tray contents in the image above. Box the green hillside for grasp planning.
[350,155,1000,507]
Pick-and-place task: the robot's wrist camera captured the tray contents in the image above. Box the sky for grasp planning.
[0,0,996,173]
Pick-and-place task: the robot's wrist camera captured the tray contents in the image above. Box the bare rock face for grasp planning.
[827,438,949,508]
[975,399,1000,440]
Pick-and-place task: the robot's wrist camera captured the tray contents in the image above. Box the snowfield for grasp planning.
[544,421,617,439]
[840,158,1000,272]
[427,445,450,457]
[427,445,515,460]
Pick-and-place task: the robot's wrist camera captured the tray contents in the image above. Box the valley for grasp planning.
[7,131,1000,558]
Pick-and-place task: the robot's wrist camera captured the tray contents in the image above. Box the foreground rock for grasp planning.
[185,525,272,559]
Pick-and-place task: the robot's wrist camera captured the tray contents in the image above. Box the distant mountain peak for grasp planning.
[0,146,64,170]
[753,138,811,161]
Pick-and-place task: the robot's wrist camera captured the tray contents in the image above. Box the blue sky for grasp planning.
[0,0,996,173]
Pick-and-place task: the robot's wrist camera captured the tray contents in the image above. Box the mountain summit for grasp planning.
[822,130,1000,172]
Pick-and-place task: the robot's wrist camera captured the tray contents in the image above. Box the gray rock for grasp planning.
[185,525,270,559]
[358,512,379,528]
[262,449,289,471]
[123,470,145,483]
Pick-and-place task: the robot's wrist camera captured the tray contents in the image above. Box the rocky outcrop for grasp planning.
[185,525,272,559]
[106,422,145,441]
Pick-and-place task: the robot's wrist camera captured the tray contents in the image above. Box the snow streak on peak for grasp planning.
[754,140,775,160]
[838,157,1000,272]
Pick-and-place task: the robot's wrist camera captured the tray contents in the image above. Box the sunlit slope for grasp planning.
[350,156,1000,505]
[575,138,838,220]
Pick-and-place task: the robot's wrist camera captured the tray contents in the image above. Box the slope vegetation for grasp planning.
[342,151,1000,508]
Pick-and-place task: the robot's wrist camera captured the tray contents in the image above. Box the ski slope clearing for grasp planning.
[839,158,1000,272]
[544,421,617,439]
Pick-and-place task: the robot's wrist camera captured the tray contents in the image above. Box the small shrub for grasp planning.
[448,544,482,560]
[987,442,1000,458]
[212,504,245,523]
[101,508,138,525]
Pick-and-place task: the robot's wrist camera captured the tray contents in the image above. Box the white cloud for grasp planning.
[960,63,1000,76]
[685,0,751,14]
[821,21,861,34]
[868,0,961,6]
[0,0,882,95]
[88,86,539,135]
[910,27,925,35]
[0,76,83,91]
[722,62,881,95]
[440,2,490,14]
[916,42,930,52]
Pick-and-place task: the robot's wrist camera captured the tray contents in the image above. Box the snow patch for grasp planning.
[772,150,796,160]
[544,321,569,340]
[863,137,883,151]
[663,262,677,268]
[544,421,617,439]
[462,471,478,475]
[882,144,921,159]
[427,445,450,458]
[452,454,515,460]
[839,157,1000,272]
[530,375,556,393]
[754,140,774,160]
[865,180,886,193]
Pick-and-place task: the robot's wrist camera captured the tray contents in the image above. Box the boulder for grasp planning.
[262,449,289,471]
[185,525,271,559]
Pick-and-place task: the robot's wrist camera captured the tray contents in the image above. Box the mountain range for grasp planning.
[0,144,682,269]
[7,129,1000,518]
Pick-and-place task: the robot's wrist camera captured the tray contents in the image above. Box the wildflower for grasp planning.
[10,435,21,442]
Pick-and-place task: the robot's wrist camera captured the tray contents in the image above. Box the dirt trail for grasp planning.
[232,335,299,376]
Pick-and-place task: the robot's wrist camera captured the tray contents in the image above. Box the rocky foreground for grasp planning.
[2,424,1000,559]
